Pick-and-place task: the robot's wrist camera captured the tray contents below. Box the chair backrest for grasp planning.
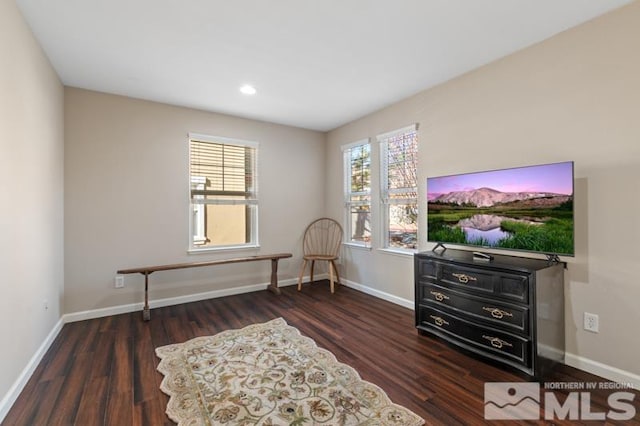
[302,218,343,257]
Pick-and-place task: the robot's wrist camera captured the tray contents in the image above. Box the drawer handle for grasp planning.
[452,273,477,284]
[482,307,514,319]
[482,335,513,349]
[430,291,450,302]
[430,315,449,327]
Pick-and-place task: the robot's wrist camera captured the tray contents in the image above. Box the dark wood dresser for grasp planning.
[414,249,565,379]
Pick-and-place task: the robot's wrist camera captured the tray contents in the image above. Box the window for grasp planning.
[189,133,258,251]
[379,125,418,250]
[343,140,371,246]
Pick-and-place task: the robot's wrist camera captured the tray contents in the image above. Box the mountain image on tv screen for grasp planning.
[427,161,574,256]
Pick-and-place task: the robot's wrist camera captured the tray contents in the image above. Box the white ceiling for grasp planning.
[17,0,632,131]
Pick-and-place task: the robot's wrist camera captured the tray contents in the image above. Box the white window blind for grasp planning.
[189,134,258,250]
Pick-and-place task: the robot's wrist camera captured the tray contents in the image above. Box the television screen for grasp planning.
[427,161,574,256]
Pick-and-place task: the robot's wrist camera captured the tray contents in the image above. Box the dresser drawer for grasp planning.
[417,305,531,366]
[415,258,437,280]
[418,284,529,334]
[415,249,565,379]
[440,263,529,303]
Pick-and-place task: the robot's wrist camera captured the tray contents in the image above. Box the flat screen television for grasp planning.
[427,161,574,257]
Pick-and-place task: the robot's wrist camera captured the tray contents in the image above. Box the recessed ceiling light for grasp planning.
[239,84,257,95]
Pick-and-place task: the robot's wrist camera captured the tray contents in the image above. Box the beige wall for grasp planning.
[4,0,639,411]
[326,2,640,376]
[64,88,325,313]
[0,0,64,410]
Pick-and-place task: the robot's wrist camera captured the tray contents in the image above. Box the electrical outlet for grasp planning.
[114,275,124,289]
[584,312,599,333]
[43,299,49,310]
[538,302,550,320]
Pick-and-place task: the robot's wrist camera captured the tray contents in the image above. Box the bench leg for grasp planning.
[143,272,151,321]
[268,259,282,295]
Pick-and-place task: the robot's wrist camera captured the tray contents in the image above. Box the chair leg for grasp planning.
[329,260,335,293]
[310,260,315,283]
[297,259,308,291]
[331,260,341,285]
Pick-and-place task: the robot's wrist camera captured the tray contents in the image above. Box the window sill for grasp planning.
[378,247,416,257]
[342,242,372,251]
[188,244,260,254]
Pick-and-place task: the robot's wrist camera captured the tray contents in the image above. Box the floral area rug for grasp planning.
[156,318,424,425]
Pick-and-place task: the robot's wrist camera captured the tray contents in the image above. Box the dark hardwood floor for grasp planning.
[3,281,639,425]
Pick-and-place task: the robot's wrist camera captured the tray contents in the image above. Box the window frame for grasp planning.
[187,133,259,253]
[342,139,372,248]
[378,124,418,253]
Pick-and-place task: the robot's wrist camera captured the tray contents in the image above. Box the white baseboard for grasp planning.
[0,317,64,423]
[64,276,302,323]
[342,278,640,388]
[340,278,414,310]
[565,352,640,389]
[0,276,305,422]
[4,276,638,424]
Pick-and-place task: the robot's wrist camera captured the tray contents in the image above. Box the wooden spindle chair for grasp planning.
[297,218,343,293]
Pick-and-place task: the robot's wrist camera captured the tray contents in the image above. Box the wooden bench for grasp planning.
[117,253,292,320]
